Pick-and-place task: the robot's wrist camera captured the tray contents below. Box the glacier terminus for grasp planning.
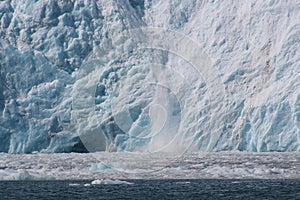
[0,0,299,154]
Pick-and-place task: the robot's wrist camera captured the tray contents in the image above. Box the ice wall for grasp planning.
[0,0,299,153]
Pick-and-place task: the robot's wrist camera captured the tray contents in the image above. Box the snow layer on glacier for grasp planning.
[0,0,299,153]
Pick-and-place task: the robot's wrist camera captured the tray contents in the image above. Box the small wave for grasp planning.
[175,181,191,184]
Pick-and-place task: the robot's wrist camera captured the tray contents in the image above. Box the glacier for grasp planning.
[0,0,299,153]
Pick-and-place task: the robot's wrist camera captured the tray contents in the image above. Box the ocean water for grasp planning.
[1,179,299,200]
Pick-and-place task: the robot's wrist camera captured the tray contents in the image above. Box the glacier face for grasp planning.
[0,0,299,153]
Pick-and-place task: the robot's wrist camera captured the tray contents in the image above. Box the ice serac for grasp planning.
[0,0,299,153]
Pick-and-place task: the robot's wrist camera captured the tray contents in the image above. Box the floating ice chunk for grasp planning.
[0,169,54,181]
[91,179,134,185]
[84,183,91,187]
[89,163,113,172]
[0,152,298,179]
[69,183,80,186]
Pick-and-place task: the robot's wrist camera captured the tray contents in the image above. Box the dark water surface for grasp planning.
[1,179,300,200]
